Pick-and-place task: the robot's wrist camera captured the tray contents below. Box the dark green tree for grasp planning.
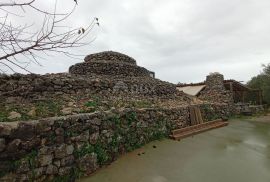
[247,64,270,105]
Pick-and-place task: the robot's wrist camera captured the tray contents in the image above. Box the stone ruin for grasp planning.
[0,51,178,101]
[199,73,234,105]
[69,51,154,77]
[0,52,234,182]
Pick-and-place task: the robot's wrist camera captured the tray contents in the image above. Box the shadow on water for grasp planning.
[80,120,270,182]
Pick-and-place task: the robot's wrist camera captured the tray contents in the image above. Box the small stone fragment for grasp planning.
[61,107,73,115]
[38,154,53,166]
[8,111,21,120]
[46,165,58,175]
[27,108,36,117]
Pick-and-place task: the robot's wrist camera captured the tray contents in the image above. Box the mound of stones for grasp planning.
[69,51,154,77]
[0,51,184,100]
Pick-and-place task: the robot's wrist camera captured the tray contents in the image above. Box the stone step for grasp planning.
[170,120,228,140]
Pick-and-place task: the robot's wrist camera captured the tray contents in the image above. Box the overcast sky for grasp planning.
[3,0,270,83]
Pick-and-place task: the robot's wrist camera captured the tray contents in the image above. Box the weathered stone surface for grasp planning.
[69,51,154,77]
[58,166,72,176]
[198,73,234,105]
[0,105,231,181]
[0,122,18,137]
[21,138,40,151]
[76,153,98,174]
[61,107,73,115]
[8,111,21,120]
[16,159,30,173]
[38,154,53,166]
[10,121,37,140]
[66,145,74,155]
[60,155,74,166]
[39,146,53,155]
[6,139,21,153]
[71,130,89,142]
[55,128,64,136]
[84,51,137,65]
[46,165,58,175]
[0,173,19,182]
[89,132,99,145]
[54,144,74,159]
[0,138,5,152]
[32,167,45,178]
[53,160,61,168]
[27,107,36,117]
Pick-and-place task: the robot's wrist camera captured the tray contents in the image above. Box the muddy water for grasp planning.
[80,120,270,182]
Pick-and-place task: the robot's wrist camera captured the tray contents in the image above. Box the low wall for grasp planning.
[234,103,265,115]
[199,103,232,120]
[0,104,230,181]
[0,107,189,181]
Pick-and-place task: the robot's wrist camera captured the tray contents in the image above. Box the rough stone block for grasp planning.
[38,154,53,167]
[0,138,5,152]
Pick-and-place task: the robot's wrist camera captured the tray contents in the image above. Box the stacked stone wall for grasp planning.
[69,51,153,77]
[0,103,230,181]
[69,62,151,77]
[84,51,137,65]
[198,73,234,105]
[0,73,176,100]
[0,107,189,181]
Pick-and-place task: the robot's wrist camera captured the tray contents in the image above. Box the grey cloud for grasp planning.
[3,0,270,84]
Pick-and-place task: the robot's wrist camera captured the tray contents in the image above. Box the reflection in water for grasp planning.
[80,120,270,182]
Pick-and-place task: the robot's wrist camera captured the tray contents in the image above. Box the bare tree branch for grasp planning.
[0,0,99,73]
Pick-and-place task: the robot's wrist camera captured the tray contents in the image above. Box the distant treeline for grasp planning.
[247,64,270,106]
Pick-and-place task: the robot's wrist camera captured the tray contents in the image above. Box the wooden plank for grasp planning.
[171,119,223,135]
[170,121,229,140]
[189,106,196,126]
[195,106,204,124]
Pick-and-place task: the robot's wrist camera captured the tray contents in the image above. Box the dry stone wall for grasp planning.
[0,51,176,101]
[0,74,176,101]
[0,103,230,181]
[84,51,137,65]
[199,73,234,105]
[69,61,151,77]
[0,107,189,181]
[0,51,234,181]
[69,51,153,77]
